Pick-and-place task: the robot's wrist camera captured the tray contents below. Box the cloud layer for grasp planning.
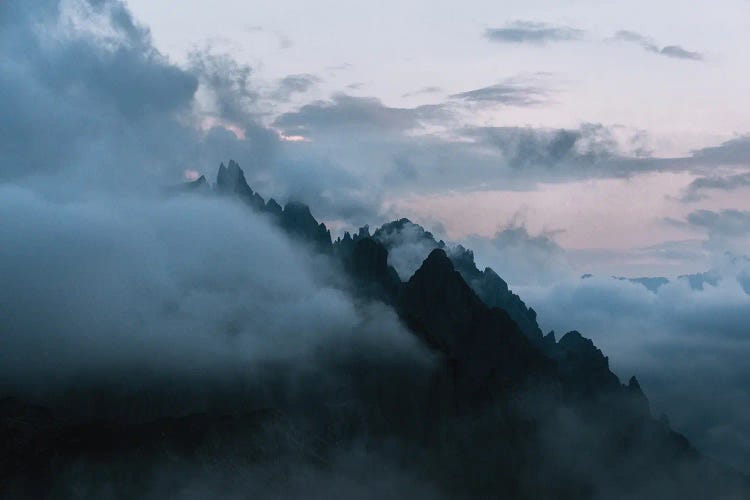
[522,270,750,470]
[0,186,430,414]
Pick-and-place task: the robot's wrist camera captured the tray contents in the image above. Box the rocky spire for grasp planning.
[215,160,265,210]
[627,375,651,416]
[280,201,332,252]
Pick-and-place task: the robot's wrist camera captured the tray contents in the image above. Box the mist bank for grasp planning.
[0,184,433,417]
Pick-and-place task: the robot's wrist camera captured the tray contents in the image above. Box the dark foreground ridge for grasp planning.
[2,161,748,499]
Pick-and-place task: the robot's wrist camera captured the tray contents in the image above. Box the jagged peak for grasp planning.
[374,218,438,247]
[628,375,642,391]
[265,197,282,214]
[421,248,453,270]
[406,248,465,291]
[216,159,251,193]
[559,330,592,349]
[355,225,371,239]
[283,200,313,216]
[482,267,510,292]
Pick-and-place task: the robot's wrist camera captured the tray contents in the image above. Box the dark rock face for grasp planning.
[627,375,651,416]
[280,201,332,252]
[553,330,622,399]
[263,197,283,218]
[337,236,401,304]
[461,257,544,343]
[399,249,553,407]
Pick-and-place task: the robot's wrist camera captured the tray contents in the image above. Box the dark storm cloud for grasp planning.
[0,0,200,184]
[484,21,584,44]
[450,74,555,106]
[614,30,704,60]
[271,73,320,102]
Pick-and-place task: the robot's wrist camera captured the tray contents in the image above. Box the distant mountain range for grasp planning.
[583,264,749,294]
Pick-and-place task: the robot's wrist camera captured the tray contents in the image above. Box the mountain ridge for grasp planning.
[3,160,746,499]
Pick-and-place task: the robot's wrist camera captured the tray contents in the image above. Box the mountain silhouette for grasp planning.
[2,160,747,499]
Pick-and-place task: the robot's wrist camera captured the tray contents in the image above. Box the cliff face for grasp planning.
[2,161,747,499]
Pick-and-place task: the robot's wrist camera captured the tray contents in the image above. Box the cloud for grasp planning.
[0,0,734,213]
[0,185,432,415]
[614,30,703,60]
[691,135,750,164]
[0,0,201,184]
[465,223,572,286]
[372,220,444,280]
[273,93,664,197]
[370,217,570,286]
[450,74,556,107]
[244,25,293,50]
[273,94,447,136]
[402,86,442,98]
[659,45,703,60]
[681,172,750,201]
[0,0,432,409]
[686,209,750,237]
[484,21,584,44]
[188,49,260,126]
[0,0,376,225]
[460,123,619,170]
[271,73,320,102]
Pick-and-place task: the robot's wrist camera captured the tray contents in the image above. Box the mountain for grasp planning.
[216,159,266,210]
[678,270,721,290]
[372,218,545,343]
[2,160,747,499]
[614,276,670,292]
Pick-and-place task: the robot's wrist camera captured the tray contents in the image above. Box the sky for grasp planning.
[2,0,750,471]
[124,0,750,277]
